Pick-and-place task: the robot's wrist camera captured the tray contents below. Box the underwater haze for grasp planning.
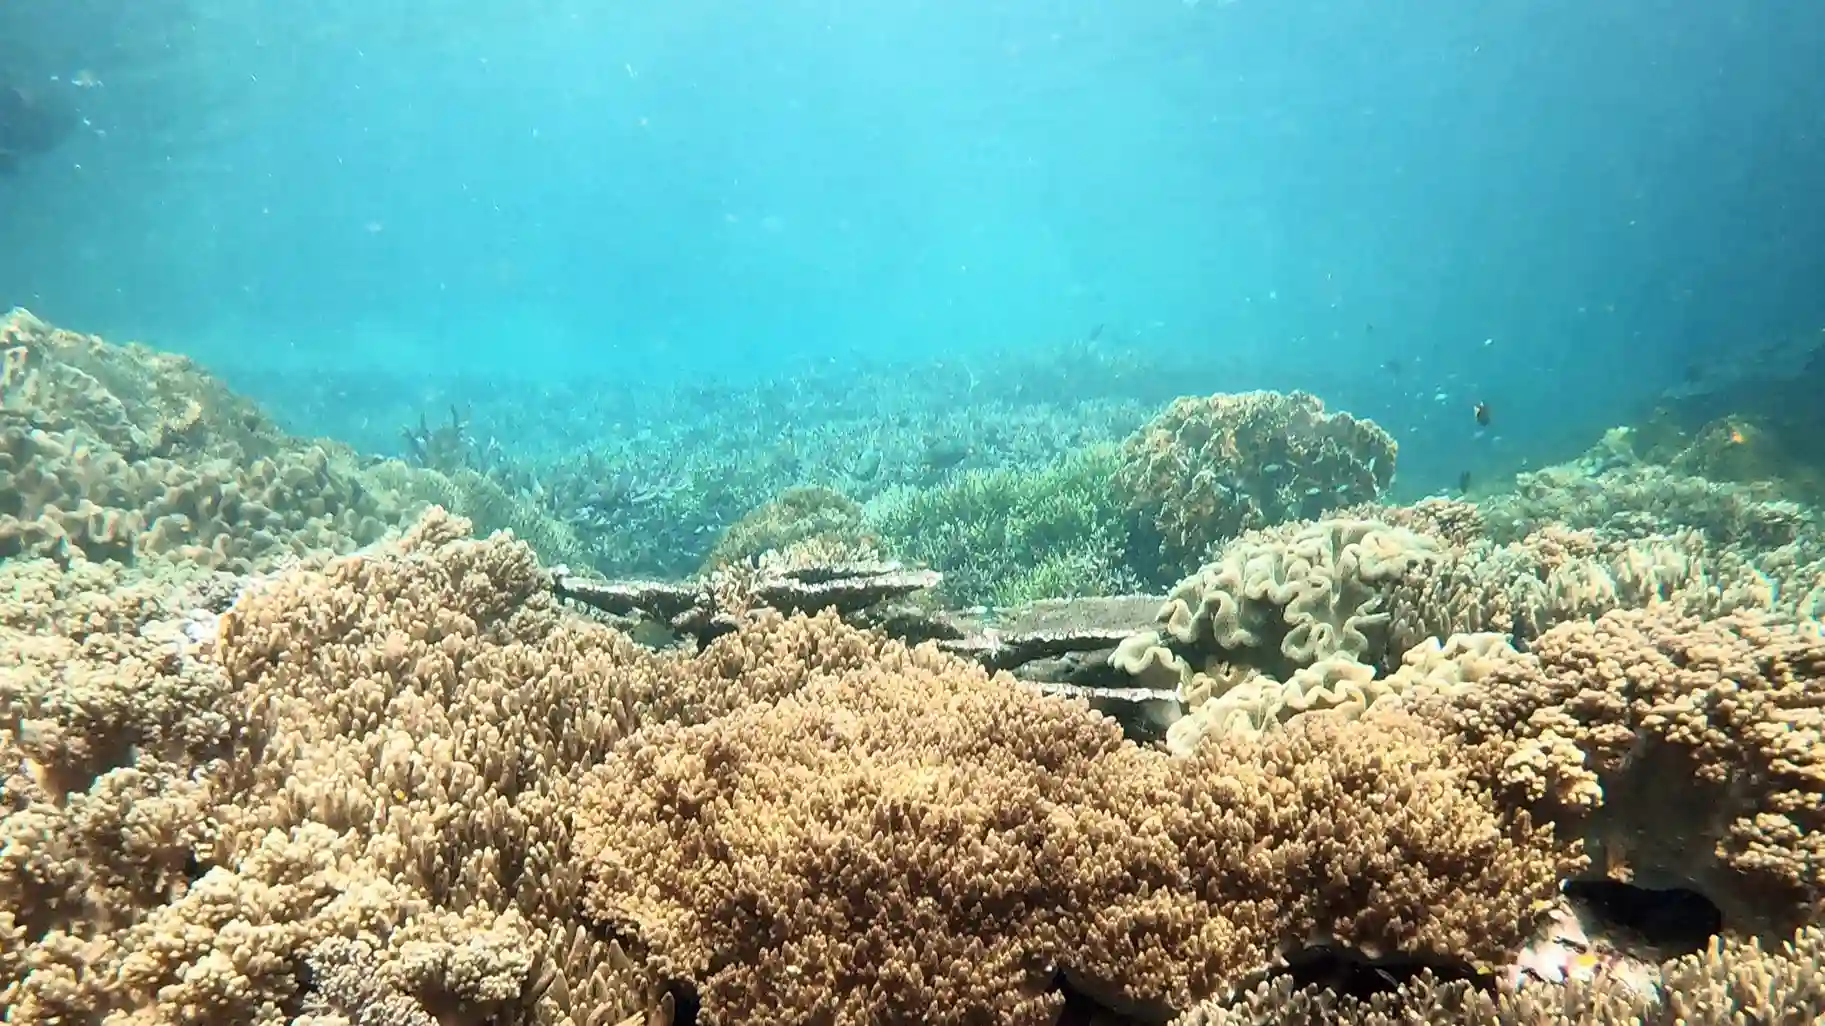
[10,2,1825,1020]
[3,0,1824,488]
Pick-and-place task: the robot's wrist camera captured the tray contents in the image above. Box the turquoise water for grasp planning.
[2,0,1822,491]
[3,4,1825,1022]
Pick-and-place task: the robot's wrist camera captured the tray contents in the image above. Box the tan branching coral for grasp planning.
[573,646,1573,1025]
[6,511,833,1024]
[1385,527,1777,655]
[1487,460,1811,551]
[1115,391,1397,583]
[1402,607,1825,941]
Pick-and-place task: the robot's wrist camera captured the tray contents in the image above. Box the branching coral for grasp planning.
[865,443,1143,607]
[6,511,805,1025]
[1397,606,1825,942]
[1486,460,1811,552]
[1383,525,1778,656]
[5,312,1822,1026]
[573,642,1572,1025]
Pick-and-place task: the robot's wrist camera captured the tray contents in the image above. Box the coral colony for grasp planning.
[2,308,1821,1024]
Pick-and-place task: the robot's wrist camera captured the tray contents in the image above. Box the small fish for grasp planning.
[1473,402,1491,427]
[1381,358,1403,377]
[1458,470,1472,493]
[1088,323,1104,341]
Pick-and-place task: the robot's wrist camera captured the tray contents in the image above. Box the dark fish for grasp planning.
[1458,470,1472,493]
[1381,358,1403,377]
[1088,323,1104,341]
[0,84,79,174]
[1473,402,1491,427]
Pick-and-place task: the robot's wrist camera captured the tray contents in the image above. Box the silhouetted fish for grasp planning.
[0,85,78,174]
[1473,402,1491,427]
[1458,470,1472,494]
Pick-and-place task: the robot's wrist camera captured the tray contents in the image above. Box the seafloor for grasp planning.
[1,309,1820,1025]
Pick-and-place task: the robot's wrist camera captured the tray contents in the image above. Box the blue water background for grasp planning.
[2,0,1822,495]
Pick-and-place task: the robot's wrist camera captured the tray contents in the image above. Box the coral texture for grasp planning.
[0,309,406,570]
[1114,519,1438,686]
[2,513,700,1024]
[1174,926,1825,1024]
[1115,391,1396,584]
[1402,607,1825,941]
[574,649,1571,1025]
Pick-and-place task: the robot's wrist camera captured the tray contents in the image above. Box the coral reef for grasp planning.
[699,485,875,574]
[2,512,671,1024]
[0,309,405,570]
[3,315,1823,1026]
[1400,607,1825,941]
[1178,926,1825,1024]
[574,661,1569,1025]
[1115,391,1396,586]
[864,443,1143,607]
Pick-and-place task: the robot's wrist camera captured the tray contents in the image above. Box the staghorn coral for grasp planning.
[1115,391,1396,585]
[573,648,1573,1025]
[865,443,1142,607]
